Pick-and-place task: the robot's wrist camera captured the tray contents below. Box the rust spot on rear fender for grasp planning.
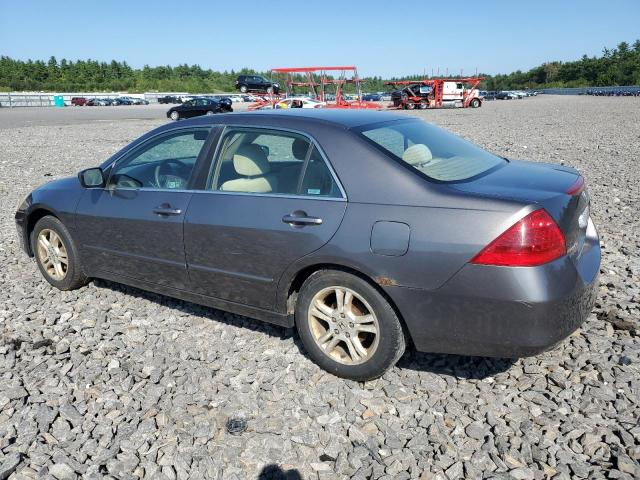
[375,276,397,287]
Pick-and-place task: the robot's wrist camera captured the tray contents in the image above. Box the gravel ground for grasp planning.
[0,95,638,480]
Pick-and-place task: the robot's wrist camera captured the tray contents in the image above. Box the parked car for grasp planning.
[480,91,498,100]
[271,98,325,109]
[86,98,110,106]
[15,110,600,380]
[495,91,513,100]
[112,98,133,106]
[158,95,181,104]
[166,97,232,120]
[235,75,280,94]
[71,97,88,106]
[362,94,383,101]
[130,97,149,105]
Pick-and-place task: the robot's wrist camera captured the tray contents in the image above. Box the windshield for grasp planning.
[357,120,505,182]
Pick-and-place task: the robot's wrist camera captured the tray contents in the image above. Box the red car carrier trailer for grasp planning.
[249,66,380,110]
[386,77,484,109]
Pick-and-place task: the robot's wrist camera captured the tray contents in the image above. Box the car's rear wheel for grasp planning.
[205,110,215,116]
[405,101,415,110]
[240,85,248,93]
[267,86,273,94]
[419,102,428,109]
[295,270,406,381]
[170,111,180,120]
[32,216,89,291]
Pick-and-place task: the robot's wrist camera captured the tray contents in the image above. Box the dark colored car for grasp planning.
[112,98,133,106]
[495,91,513,100]
[71,97,88,106]
[158,95,181,104]
[362,94,382,101]
[86,98,110,106]
[235,75,280,94]
[15,110,600,380]
[166,97,232,120]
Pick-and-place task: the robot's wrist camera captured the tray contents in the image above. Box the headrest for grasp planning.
[402,144,433,166]
[233,144,270,176]
[292,138,309,160]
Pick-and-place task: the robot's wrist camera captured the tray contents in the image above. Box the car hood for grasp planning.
[36,175,81,192]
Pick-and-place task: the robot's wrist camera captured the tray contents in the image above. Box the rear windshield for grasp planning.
[356,120,505,182]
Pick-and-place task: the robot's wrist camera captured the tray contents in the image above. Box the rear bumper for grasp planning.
[388,225,601,358]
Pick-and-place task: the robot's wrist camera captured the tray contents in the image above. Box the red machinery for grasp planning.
[248,66,380,110]
[385,77,484,109]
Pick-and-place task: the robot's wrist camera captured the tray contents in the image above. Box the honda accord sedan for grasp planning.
[15,110,600,380]
[167,97,233,120]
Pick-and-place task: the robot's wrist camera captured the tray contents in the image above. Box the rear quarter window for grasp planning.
[356,120,504,182]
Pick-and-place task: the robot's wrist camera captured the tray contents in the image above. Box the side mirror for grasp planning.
[78,167,105,188]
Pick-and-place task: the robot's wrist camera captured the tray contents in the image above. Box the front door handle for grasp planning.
[282,211,323,226]
[153,204,182,216]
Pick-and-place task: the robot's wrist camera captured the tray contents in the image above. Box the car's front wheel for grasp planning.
[239,85,248,93]
[32,215,89,291]
[295,270,406,381]
[170,111,180,120]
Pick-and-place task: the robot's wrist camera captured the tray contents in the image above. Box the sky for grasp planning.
[1,0,639,78]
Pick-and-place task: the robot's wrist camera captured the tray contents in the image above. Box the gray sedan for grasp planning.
[15,110,600,380]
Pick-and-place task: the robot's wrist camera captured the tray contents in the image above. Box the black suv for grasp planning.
[235,75,280,94]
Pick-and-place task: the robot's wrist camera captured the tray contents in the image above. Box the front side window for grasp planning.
[209,127,341,197]
[108,128,210,190]
[357,120,504,182]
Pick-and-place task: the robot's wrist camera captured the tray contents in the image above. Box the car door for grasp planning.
[179,100,195,118]
[184,126,347,310]
[75,127,213,290]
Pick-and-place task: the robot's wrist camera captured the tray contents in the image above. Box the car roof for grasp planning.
[191,109,413,129]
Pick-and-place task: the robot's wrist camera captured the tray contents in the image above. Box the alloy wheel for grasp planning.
[36,229,68,280]
[307,286,380,365]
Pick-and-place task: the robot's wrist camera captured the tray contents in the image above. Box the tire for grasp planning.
[266,86,273,94]
[470,98,481,108]
[419,102,428,110]
[205,110,215,116]
[31,215,89,291]
[239,85,248,93]
[405,102,415,110]
[170,111,180,121]
[295,270,406,381]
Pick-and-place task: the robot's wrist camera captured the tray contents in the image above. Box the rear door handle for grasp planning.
[282,211,323,226]
[153,205,182,216]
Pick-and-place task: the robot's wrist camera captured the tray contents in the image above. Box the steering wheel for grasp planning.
[154,159,188,189]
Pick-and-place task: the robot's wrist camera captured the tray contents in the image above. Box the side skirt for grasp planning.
[92,270,294,328]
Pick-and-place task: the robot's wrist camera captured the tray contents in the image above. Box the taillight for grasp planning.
[566,175,585,195]
[470,209,566,267]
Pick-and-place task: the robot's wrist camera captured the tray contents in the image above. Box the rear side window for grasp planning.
[208,127,342,197]
[357,120,504,182]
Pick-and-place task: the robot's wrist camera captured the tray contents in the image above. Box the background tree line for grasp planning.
[1,40,638,93]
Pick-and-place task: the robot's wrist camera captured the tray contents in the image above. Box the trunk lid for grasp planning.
[450,159,590,261]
